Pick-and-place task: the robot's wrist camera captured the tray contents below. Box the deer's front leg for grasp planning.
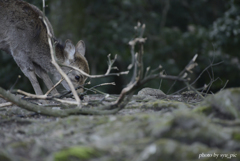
[13,55,43,95]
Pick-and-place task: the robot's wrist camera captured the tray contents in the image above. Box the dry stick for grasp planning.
[15,69,66,100]
[0,102,12,108]
[205,69,215,94]
[53,98,81,105]
[167,54,198,94]
[220,80,229,91]
[171,61,223,95]
[45,77,64,96]
[185,82,204,99]
[45,70,73,97]
[102,24,189,110]
[128,44,135,70]
[17,90,49,99]
[42,0,81,107]
[0,87,121,117]
[85,83,116,95]
[144,67,151,78]
[59,82,116,99]
[62,64,129,78]
[46,70,78,98]
[101,26,147,110]
[127,23,146,71]
[105,54,118,75]
[61,53,128,79]
[16,83,62,100]
[0,87,65,117]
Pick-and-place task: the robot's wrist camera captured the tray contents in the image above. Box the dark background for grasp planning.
[1,0,240,94]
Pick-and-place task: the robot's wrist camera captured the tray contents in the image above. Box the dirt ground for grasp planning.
[0,88,240,161]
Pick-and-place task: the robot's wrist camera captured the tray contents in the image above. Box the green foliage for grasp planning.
[210,0,240,53]
[208,0,240,90]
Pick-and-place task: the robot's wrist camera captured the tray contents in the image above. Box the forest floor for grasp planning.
[0,87,240,161]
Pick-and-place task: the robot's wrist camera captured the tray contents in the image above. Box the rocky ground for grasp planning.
[0,87,240,161]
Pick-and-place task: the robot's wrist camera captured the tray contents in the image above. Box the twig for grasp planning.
[167,54,198,94]
[105,54,118,75]
[62,63,129,78]
[42,0,81,107]
[61,53,129,79]
[59,82,116,99]
[220,80,229,91]
[10,75,21,92]
[171,61,223,95]
[0,102,12,108]
[45,77,63,96]
[17,90,49,99]
[185,82,204,99]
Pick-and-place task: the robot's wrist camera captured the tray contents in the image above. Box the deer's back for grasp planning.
[0,0,56,71]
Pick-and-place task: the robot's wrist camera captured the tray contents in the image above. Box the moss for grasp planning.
[229,88,240,94]
[232,132,240,141]
[0,153,11,161]
[193,105,212,114]
[54,146,99,161]
[66,117,79,125]
[10,141,32,149]
[140,100,190,110]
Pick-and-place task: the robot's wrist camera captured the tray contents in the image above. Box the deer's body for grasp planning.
[0,0,89,95]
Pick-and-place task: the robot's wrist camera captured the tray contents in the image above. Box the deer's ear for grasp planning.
[64,39,76,61]
[76,40,86,56]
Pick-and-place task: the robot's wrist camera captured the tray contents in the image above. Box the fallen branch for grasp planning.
[0,87,123,117]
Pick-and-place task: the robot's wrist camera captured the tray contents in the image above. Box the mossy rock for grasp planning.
[54,146,100,161]
[196,88,240,119]
[134,139,240,161]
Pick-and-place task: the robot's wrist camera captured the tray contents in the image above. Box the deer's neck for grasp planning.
[54,42,65,63]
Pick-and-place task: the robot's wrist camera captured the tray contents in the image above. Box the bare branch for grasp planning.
[0,102,12,108]
[41,0,81,107]
[105,54,118,75]
[62,63,129,79]
[171,61,223,95]
[220,80,229,91]
[45,77,63,96]
[0,87,122,117]
[167,54,198,94]
[17,90,49,99]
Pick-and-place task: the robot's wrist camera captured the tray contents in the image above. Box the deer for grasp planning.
[0,0,90,96]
